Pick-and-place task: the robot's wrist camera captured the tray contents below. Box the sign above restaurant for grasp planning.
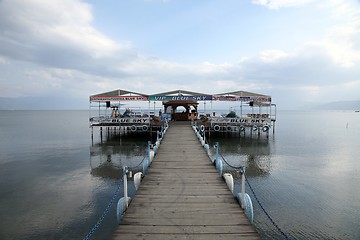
[212,96,272,102]
[90,95,271,102]
[90,96,149,101]
[149,95,213,101]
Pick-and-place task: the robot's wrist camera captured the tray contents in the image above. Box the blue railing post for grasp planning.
[203,129,206,143]
[215,142,219,165]
[123,166,129,208]
[147,141,151,165]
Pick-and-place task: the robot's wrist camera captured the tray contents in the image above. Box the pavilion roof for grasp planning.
[89,89,272,102]
[151,89,209,96]
[214,90,270,98]
[90,89,148,97]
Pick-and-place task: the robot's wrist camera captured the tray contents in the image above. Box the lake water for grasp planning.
[0,110,359,239]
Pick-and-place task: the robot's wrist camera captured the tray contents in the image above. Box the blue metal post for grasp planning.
[123,166,129,208]
[215,142,219,165]
[147,141,151,166]
[203,128,206,143]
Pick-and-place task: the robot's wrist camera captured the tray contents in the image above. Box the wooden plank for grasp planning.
[111,123,259,240]
[132,195,237,203]
[113,225,255,234]
[112,233,260,240]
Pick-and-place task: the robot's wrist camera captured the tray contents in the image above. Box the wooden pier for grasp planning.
[111,122,260,240]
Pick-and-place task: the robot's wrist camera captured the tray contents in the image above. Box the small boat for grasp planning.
[355,110,359,112]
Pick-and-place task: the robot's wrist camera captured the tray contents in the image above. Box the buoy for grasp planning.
[130,125,137,132]
[252,125,258,131]
[240,125,245,132]
[236,193,254,224]
[149,150,155,162]
[227,126,232,132]
[204,143,210,154]
[134,172,143,191]
[142,160,149,175]
[223,173,234,194]
[153,144,158,153]
[200,125,205,132]
[142,125,148,131]
[213,125,220,131]
[196,132,201,140]
[216,159,223,176]
[262,125,269,132]
[116,197,127,224]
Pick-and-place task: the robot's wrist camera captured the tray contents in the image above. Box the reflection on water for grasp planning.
[90,130,150,180]
[209,135,273,177]
[208,111,360,240]
[1,110,359,240]
[91,161,122,179]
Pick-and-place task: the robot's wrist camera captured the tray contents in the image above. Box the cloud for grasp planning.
[0,56,7,64]
[0,0,359,110]
[320,2,360,67]
[0,0,128,69]
[251,0,315,9]
[259,50,289,62]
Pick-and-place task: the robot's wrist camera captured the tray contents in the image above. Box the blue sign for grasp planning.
[149,95,212,101]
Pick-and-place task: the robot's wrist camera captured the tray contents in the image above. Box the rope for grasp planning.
[195,124,209,145]
[244,173,289,240]
[84,147,149,239]
[83,177,124,240]
[127,152,148,170]
[219,152,243,169]
[218,150,289,240]
[204,134,210,145]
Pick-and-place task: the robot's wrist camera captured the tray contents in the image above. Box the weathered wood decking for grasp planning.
[112,122,260,240]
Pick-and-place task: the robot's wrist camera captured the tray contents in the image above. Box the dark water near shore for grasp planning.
[0,110,359,239]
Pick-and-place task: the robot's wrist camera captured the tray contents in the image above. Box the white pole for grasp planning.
[154,101,156,116]
[204,101,206,115]
[240,101,243,118]
[241,167,246,209]
[123,167,129,208]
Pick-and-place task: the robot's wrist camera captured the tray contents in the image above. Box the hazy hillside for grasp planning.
[314,100,360,110]
[0,97,87,110]
[1,97,359,111]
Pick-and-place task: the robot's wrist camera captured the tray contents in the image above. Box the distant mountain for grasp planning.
[313,100,360,110]
[0,96,88,110]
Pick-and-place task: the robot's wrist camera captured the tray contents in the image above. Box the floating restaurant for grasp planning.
[89,89,276,137]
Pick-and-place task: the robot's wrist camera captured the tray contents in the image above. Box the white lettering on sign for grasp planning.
[118,118,149,124]
[154,96,167,101]
[210,117,270,124]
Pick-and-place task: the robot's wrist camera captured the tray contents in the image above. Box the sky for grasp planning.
[0,0,359,109]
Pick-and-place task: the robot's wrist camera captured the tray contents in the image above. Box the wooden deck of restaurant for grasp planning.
[111,122,260,240]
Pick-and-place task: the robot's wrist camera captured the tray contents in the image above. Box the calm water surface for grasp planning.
[209,110,360,239]
[0,110,359,239]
